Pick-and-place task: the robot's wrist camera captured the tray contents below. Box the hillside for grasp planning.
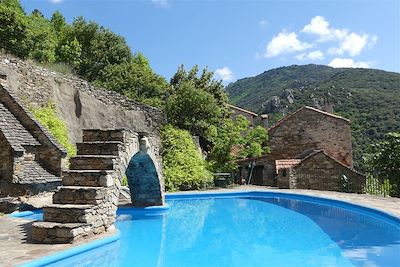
[226,64,400,170]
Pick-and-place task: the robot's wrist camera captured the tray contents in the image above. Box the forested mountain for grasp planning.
[226,64,400,170]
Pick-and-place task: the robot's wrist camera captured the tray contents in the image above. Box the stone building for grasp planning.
[0,83,67,211]
[227,104,258,128]
[237,106,365,192]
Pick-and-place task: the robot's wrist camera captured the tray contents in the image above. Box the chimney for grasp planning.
[260,114,269,129]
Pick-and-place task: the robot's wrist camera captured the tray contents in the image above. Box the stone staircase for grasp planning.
[31,129,138,243]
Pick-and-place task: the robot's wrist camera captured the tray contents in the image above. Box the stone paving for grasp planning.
[1,186,399,266]
[0,216,116,267]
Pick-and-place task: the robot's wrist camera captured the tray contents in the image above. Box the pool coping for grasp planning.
[11,189,400,266]
[18,232,121,267]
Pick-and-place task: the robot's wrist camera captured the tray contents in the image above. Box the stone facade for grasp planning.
[268,106,353,169]
[228,104,258,128]
[0,83,66,210]
[237,106,365,192]
[277,151,365,193]
[32,129,165,243]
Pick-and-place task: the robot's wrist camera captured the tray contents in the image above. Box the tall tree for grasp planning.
[0,0,29,58]
[27,10,57,62]
[170,65,229,117]
[166,81,221,141]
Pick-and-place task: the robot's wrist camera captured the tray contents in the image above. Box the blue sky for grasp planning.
[21,0,400,84]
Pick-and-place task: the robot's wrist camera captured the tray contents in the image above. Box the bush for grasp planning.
[161,124,213,191]
[363,175,394,197]
[30,103,76,156]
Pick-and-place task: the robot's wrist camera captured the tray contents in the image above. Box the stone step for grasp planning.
[43,204,97,224]
[76,141,123,156]
[83,129,125,143]
[31,221,89,243]
[53,186,109,205]
[62,170,114,187]
[69,155,118,170]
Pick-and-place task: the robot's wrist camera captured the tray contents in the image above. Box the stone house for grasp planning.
[0,83,67,204]
[227,104,258,128]
[237,106,365,192]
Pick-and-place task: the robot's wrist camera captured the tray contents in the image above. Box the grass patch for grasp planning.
[39,62,74,76]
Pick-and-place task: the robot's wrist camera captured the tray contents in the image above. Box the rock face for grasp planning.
[262,96,281,113]
[32,129,165,244]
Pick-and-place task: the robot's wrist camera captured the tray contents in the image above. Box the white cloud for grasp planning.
[265,31,312,58]
[302,16,332,40]
[328,58,370,68]
[50,0,63,3]
[259,20,268,28]
[297,50,324,61]
[329,33,372,56]
[302,16,377,56]
[151,0,169,8]
[215,67,234,82]
[307,50,324,60]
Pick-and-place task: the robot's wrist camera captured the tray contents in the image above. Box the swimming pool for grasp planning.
[17,191,400,267]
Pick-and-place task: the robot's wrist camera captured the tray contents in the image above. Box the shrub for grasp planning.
[363,175,394,197]
[30,103,76,156]
[161,124,213,191]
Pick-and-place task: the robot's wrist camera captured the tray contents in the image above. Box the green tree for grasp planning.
[364,132,400,196]
[166,81,221,141]
[170,65,229,117]
[56,37,82,68]
[209,116,269,172]
[161,124,213,191]
[27,10,57,62]
[93,56,168,107]
[50,10,66,33]
[0,0,29,57]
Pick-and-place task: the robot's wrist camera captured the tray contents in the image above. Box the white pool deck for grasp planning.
[1,186,399,266]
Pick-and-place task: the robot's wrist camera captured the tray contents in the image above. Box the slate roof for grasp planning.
[227,104,258,117]
[16,160,61,184]
[0,102,40,151]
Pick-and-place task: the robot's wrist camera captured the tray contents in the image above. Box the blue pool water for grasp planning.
[18,193,400,267]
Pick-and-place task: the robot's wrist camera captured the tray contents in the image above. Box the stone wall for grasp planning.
[0,54,166,149]
[237,156,275,186]
[277,152,365,193]
[267,107,353,179]
[0,131,13,195]
[228,105,257,128]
